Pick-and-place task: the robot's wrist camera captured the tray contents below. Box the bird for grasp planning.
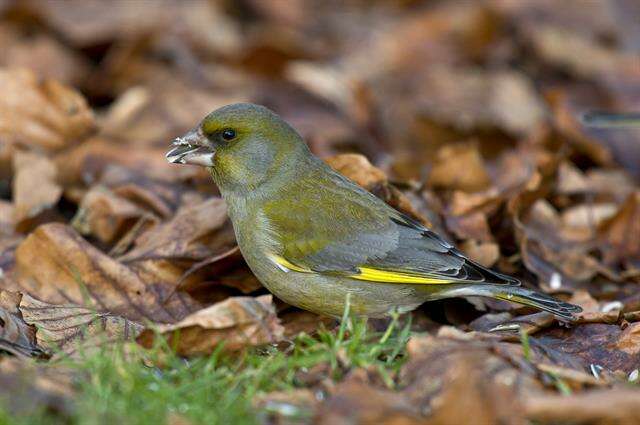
[166,103,581,321]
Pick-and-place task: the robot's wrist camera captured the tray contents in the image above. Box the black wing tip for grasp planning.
[520,290,583,321]
[461,257,521,287]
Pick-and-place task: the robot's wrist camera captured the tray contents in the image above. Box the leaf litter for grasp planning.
[0,0,640,423]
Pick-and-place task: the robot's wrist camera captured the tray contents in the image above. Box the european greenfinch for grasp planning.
[166,103,581,320]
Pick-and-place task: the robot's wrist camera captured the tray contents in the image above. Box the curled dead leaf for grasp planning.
[325,153,387,188]
[460,239,499,268]
[401,335,532,425]
[12,151,63,231]
[0,357,75,417]
[535,322,640,374]
[598,192,640,272]
[419,66,547,135]
[15,223,200,323]
[0,25,89,86]
[119,197,231,263]
[326,153,431,225]
[317,379,423,425]
[0,290,42,357]
[0,67,94,151]
[136,295,284,356]
[525,389,640,425]
[20,293,143,356]
[72,186,157,245]
[427,142,491,192]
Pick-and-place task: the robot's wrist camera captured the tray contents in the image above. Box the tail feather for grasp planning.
[435,284,582,321]
[493,286,582,321]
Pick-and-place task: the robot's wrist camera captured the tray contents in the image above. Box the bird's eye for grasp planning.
[221,129,236,141]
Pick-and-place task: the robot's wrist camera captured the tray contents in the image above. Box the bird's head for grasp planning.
[167,103,310,194]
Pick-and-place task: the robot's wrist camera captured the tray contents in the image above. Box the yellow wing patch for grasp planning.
[269,255,450,284]
[269,255,311,273]
[351,266,450,284]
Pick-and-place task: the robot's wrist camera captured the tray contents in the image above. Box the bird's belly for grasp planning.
[241,246,426,317]
[231,209,428,317]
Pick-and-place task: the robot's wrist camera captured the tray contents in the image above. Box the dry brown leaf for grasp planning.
[30,0,167,46]
[20,293,143,356]
[54,138,201,188]
[401,335,532,425]
[418,66,547,135]
[136,295,284,356]
[119,197,232,263]
[0,67,95,151]
[12,151,63,231]
[460,239,499,268]
[15,223,200,323]
[0,201,23,281]
[561,203,618,230]
[445,210,493,242]
[99,78,243,146]
[535,323,640,374]
[72,186,157,245]
[449,188,503,217]
[0,357,75,417]
[428,142,491,192]
[317,379,424,425]
[254,389,318,424]
[549,89,614,167]
[280,309,334,338]
[0,290,42,357]
[214,266,264,295]
[525,24,640,81]
[517,199,603,286]
[598,192,640,271]
[525,389,640,425]
[0,25,89,86]
[325,153,387,188]
[325,153,431,225]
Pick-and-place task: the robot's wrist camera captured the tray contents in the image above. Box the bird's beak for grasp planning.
[166,128,215,167]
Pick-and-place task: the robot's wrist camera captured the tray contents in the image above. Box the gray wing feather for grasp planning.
[303,211,519,286]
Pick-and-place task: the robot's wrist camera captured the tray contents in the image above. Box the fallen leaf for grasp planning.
[459,239,499,267]
[0,25,89,86]
[525,388,640,425]
[325,153,387,188]
[119,197,232,263]
[561,203,618,230]
[418,66,547,135]
[0,357,75,417]
[317,379,424,425]
[254,389,318,424]
[326,153,431,224]
[19,293,143,356]
[445,210,493,242]
[525,23,639,81]
[401,335,532,425]
[0,290,42,357]
[12,151,63,231]
[536,323,640,374]
[54,138,198,188]
[136,295,284,356]
[427,142,491,192]
[15,223,200,323]
[0,67,94,151]
[598,192,640,272]
[72,186,157,245]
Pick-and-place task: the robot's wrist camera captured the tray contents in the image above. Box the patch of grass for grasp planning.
[0,310,411,425]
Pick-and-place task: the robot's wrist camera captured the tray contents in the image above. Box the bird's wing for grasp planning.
[263,171,519,287]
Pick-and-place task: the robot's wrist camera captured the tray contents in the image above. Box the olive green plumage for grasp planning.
[166,103,581,320]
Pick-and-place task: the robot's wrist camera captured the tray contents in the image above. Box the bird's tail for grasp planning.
[490,285,582,321]
[436,284,582,321]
